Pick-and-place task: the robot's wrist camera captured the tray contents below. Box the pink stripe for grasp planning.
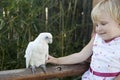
[90,67,120,77]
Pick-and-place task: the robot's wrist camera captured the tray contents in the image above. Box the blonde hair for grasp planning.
[91,0,120,24]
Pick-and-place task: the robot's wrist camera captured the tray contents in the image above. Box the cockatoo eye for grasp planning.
[45,36,49,39]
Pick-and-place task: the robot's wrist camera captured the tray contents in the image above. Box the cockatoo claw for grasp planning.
[30,66,36,74]
[40,64,47,74]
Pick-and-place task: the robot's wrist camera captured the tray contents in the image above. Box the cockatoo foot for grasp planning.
[39,64,47,73]
[30,66,36,74]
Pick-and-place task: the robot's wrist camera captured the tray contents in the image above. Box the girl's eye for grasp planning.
[101,22,107,25]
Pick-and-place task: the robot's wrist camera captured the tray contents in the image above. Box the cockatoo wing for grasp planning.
[24,42,33,68]
[35,43,48,65]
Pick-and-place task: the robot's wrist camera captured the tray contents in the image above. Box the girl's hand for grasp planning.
[114,74,120,80]
[46,55,58,64]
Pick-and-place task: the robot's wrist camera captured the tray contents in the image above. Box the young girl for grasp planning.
[46,0,120,80]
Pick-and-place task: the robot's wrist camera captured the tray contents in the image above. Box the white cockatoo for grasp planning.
[24,32,53,74]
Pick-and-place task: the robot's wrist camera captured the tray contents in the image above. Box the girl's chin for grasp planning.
[103,37,116,43]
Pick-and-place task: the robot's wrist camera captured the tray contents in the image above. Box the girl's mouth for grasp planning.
[98,32,106,35]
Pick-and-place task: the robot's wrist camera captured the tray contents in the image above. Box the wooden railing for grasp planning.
[0,62,89,80]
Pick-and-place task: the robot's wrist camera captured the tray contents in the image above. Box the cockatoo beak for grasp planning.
[49,39,53,44]
[40,64,47,73]
[45,37,52,44]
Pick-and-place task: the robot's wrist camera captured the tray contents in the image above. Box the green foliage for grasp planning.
[0,0,93,73]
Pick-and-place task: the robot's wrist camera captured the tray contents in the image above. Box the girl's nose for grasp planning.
[96,25,102,32]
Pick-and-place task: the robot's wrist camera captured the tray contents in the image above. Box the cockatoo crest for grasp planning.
[34,32,53,44]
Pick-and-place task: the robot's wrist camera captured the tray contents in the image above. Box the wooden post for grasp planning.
[0,63,89,80]
[93,0,102,7]
[91,0,102,35]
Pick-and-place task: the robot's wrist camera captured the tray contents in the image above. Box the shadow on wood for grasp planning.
[0,62,89,80]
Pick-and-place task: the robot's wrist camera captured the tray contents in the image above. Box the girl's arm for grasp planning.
[46,36,95,65]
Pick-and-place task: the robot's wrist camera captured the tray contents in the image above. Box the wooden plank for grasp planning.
[0,62,89,80]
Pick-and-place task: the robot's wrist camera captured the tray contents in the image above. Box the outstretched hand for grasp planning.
[46,55,58,64]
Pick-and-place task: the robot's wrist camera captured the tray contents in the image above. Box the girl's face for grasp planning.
[95,12,120,41]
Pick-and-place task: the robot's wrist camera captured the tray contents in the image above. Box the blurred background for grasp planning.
[0,0,93,79]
